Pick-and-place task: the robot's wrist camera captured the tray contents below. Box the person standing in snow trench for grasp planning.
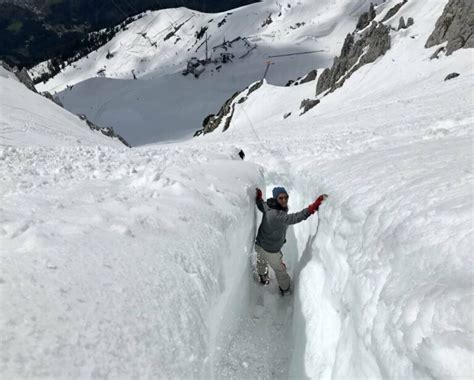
[255,187,327,295]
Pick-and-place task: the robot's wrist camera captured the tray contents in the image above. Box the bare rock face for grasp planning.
[426,0,474,55]
[381,0,408,23]
[41,91,64,107]
[262,14,273,27]
[300,99,320,114]
[316,68,332,96]
[16,68,38,93]
[430,46,446,59]
[200,91,239,134]
[398,16,413,30]
[316,22,391,96]
[247,79,264,95]
[285,69,317,86]
[196,80,263,135]
[300,69,318,84]
[1,61,37,93]
[356,3,376,30]
[77,114,131,147]
[398,16,406,30]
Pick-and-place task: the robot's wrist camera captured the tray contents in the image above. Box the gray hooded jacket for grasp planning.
[255,198,310,253]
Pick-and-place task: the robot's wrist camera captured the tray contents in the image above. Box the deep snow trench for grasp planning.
[210,163,331,379]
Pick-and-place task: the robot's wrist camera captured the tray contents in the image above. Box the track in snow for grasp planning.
[214,213,304,379]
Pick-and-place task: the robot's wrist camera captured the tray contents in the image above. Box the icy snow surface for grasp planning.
[2,0,473,379]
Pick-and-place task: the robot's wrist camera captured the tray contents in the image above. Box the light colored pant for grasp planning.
[255,244,290,291]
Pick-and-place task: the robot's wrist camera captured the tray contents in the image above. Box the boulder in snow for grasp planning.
[300,69,318,84]
[300,99,320,114]
[444,72,460,81]
[398,17,406,30]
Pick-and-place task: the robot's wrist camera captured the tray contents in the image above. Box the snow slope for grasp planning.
[2,0,473,379]
[1,144,263,378]
[197,0,474,377]
[33,0,371,146]
[0,67,125,148]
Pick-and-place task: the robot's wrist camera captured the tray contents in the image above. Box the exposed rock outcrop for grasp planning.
[316,22,391,96]
[247,80,264,95]
[195,80,263,136]
[77,114,131,147]
[300,99,320,115]
[444,72,460,81]
[381,0,408,23]
[398,17,406,30]
[285,69,317,87]
[397,16,414,30]
[430,46,446,59]
[1,61,37,93]
[41,91,64,107]
[356,3,376,30]
[262,14,273,27]
[300,69,318,84]
[16,68,37,93]
[425,0,474,55]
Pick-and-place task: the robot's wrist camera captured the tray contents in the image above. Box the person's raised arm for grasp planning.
[256,188,266,213]
[271,194,327,225]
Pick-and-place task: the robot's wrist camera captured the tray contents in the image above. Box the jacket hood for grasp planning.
[267,198,288,212]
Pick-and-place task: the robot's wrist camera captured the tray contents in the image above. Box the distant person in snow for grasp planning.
[255,187,326,295]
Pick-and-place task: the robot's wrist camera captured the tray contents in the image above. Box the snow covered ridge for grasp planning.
[31,0,372,145]
[0,65,129,147]
[32,0,368,92]
[200,0,474,134]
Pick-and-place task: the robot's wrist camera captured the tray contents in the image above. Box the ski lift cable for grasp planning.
[266,50,325,59]
[130,4,179,47]
[240,102,268,152]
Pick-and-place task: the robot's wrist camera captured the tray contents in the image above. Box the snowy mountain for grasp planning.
[0,0,257,68]
[0,64,127,147]
[2,0,473,379]
[32,0,372,145]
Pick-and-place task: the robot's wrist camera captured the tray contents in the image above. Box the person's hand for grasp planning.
[308,194,327,214]
[256,188,263,201]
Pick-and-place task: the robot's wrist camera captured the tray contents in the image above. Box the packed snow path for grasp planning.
[214,207,302,379]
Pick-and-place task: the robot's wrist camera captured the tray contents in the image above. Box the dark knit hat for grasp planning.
[272,187,288,199]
